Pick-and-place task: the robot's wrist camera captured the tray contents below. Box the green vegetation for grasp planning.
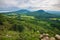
[0,11,60,40]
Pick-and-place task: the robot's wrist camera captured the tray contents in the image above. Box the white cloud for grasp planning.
[0,0,60,11]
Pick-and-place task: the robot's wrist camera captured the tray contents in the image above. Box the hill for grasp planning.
[0,10,60,40]
[26,10,58,18]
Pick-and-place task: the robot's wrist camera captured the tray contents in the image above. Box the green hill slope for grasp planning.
[0,11,60,40]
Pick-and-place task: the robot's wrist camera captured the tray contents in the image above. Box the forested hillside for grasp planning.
[0,10,60,40]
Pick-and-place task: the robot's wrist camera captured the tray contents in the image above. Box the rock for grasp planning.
[55,34,60,40]
[40,33,50,40]
[40,34,60,40]
[40,34,43,38]
[50,37,56,40]
[41,37,50,40]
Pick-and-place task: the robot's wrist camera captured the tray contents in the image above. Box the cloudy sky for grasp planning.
[0,0,60,11]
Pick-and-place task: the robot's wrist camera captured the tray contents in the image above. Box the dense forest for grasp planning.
[0,10,60,40]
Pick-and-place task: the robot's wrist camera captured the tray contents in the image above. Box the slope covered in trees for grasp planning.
[0,10,60,40]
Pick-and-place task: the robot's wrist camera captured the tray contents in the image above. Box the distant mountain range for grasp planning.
[0,9,60,18]
[11,10,60,18]
[0,9,60,15]
[45,10,60,15]
[15,9,30,13]
[25,10,60,18]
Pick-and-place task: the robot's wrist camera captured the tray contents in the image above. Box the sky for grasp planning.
[0,0,60,12]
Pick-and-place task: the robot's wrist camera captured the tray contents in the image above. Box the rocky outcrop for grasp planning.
[40,33,60,40]
[55,34,60,40]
